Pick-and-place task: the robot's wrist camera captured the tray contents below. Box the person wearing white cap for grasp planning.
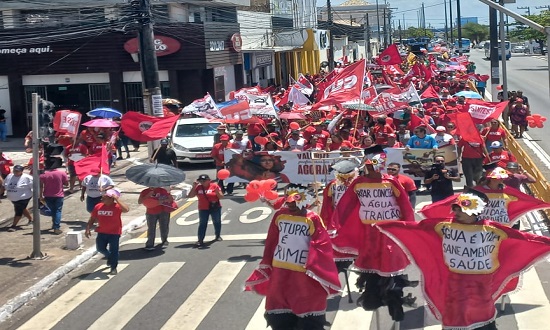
[430,126,455,148]
[85,189,129,275]
[487,141,516,169]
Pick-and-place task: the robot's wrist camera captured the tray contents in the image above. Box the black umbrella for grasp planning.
[125,163,186,187]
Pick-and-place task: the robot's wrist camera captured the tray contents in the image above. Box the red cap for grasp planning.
[220,134,231,141]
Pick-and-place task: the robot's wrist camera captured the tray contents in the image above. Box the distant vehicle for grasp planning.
[170,117,220,164]
[484,40,511,60]
[454,38,471,53]
[512,45,526,53]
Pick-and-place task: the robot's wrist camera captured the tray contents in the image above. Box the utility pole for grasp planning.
[499,0,508,103]
[421,3,426,36]
[383,6,387,48]
[376,0,381,44]
[489,5,500,101]
[327,0,335,70]
[132,0,162,118]
[398,19,402,44]
[535,5,550,11]
[449,0,454,43]
[444,0,449,41]
[517,6,531,16]
[365,13,372,60]
[456,0,463,55]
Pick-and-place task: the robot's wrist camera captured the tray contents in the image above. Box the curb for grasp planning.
[0,214,147,323]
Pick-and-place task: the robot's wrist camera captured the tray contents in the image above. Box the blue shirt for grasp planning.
[407,135,438,149]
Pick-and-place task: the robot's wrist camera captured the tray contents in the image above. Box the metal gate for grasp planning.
[24,86,47,130]
[124,82,143,112]
[89,83,111,111]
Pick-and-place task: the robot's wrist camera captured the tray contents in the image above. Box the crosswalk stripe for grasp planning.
[161,261,246,330]
[245,298,267,330]
[331,271,373,329]
[88,262,184,330]
[124,234,266,245]
[17,264,129,330]
[509,267,550,329]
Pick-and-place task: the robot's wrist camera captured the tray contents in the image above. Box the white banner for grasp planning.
[223,149,363,184]
[384,145,459,180]
[182,94,221,118]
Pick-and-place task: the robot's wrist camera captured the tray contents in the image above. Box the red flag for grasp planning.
[454,112,483,144]
[376,44,402,65]
[99,144,109,174]
[377,219,550,329]
[421,63,433,81]
[419,186,550,226]
[142,115,180,140]
[314,59,366,107]
[381,70,396,87]
[409,114,436,133]
[74,153,110,181]
[383,64,404,75]
[420,85,439,99]
[464,100,508,124]
[121,112,179,142]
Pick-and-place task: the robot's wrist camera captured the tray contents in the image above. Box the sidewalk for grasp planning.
[0,139,189,322]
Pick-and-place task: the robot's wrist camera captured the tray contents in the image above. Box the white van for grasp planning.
[170,117,220,164]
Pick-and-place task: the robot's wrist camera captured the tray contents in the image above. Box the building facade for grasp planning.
[0,1,244,136]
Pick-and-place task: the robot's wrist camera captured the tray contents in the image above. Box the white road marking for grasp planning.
[123,233,267,245]
[161,261,246,330]
[331,271,373,329]
[245,298,267,330]
[509,267,550,329]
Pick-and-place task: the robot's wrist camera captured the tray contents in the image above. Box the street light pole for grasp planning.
[30,93,44,260]
[456,0,463,55]
[376,0,381,44]
[449,0,454,43]
[499,0,508,103]
[327,0,335,70]
[444,0,449,41]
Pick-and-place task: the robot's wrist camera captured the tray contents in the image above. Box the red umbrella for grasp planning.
[82,118,119,128]
[279,112,306,120]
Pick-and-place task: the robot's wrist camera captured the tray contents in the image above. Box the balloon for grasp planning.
[527,114,547,128]
[254,136,268,146]
[217,169,230,180]
[289,122,300,130]
[244,192,260,202]
[249,180,262,192]
[264,190,279,200]
[262,179,278,191]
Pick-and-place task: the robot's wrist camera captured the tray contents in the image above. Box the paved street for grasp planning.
[3,175,550,330]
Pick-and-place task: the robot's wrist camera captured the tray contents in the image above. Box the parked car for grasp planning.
[512,45,526,53]
[170,117,220,164]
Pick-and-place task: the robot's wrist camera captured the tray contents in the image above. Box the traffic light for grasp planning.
[44,143,64,170]
[38,99,55,142]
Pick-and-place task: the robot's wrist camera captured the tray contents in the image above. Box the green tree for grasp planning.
[509,11,550,54]
[460,23,489,43]
[404,27,434,39]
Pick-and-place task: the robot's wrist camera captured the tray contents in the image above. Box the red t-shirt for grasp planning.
[396,174,417,193]
[327,140,354,151]
[195,183,222,211]
[372,124,395,145]
[210,143,226,167]
[92,202,123,235]
[481,127,506,143]
[458,140,485,159]
[487,150,516,168]
[303,130,330,147]
[139,187,173,214]
[66,143,89,166]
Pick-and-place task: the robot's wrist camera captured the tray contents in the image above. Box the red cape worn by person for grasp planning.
[244,208,340,316]
[420,186,550,227]
[377,218,550,329]
[331,174,415,274]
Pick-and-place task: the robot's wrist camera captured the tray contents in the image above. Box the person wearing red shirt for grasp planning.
[481,120,507,150]
[384,133,403,148]
[372,116,395,145]
[339,128,356,145]
[85,189,130,275]
[386,162,417,207]
[210,134,234,195]
[326,133,354,151]
[186,174,224,247]
[303,136,324,151]
[0,150,13,197]
[303,122,330,148]
[65,141,88,193]
[458,139,486,187]
[486,141,516,168]
[139,187,175,251]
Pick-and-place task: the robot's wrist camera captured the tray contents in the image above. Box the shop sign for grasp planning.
[316,30,328,50]
[124,35,181,56]
[210,41,225,52]
[0,46,53,55]
[255,53,272,67]
[231,33,242,52]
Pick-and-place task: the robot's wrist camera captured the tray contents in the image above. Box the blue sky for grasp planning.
[331,0,550,28]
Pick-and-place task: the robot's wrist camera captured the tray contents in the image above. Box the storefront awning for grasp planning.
[271,46,302,52]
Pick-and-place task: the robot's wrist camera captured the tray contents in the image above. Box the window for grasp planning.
[89,84,111,110]
[214,76,225,102]
[174,123,219,137]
